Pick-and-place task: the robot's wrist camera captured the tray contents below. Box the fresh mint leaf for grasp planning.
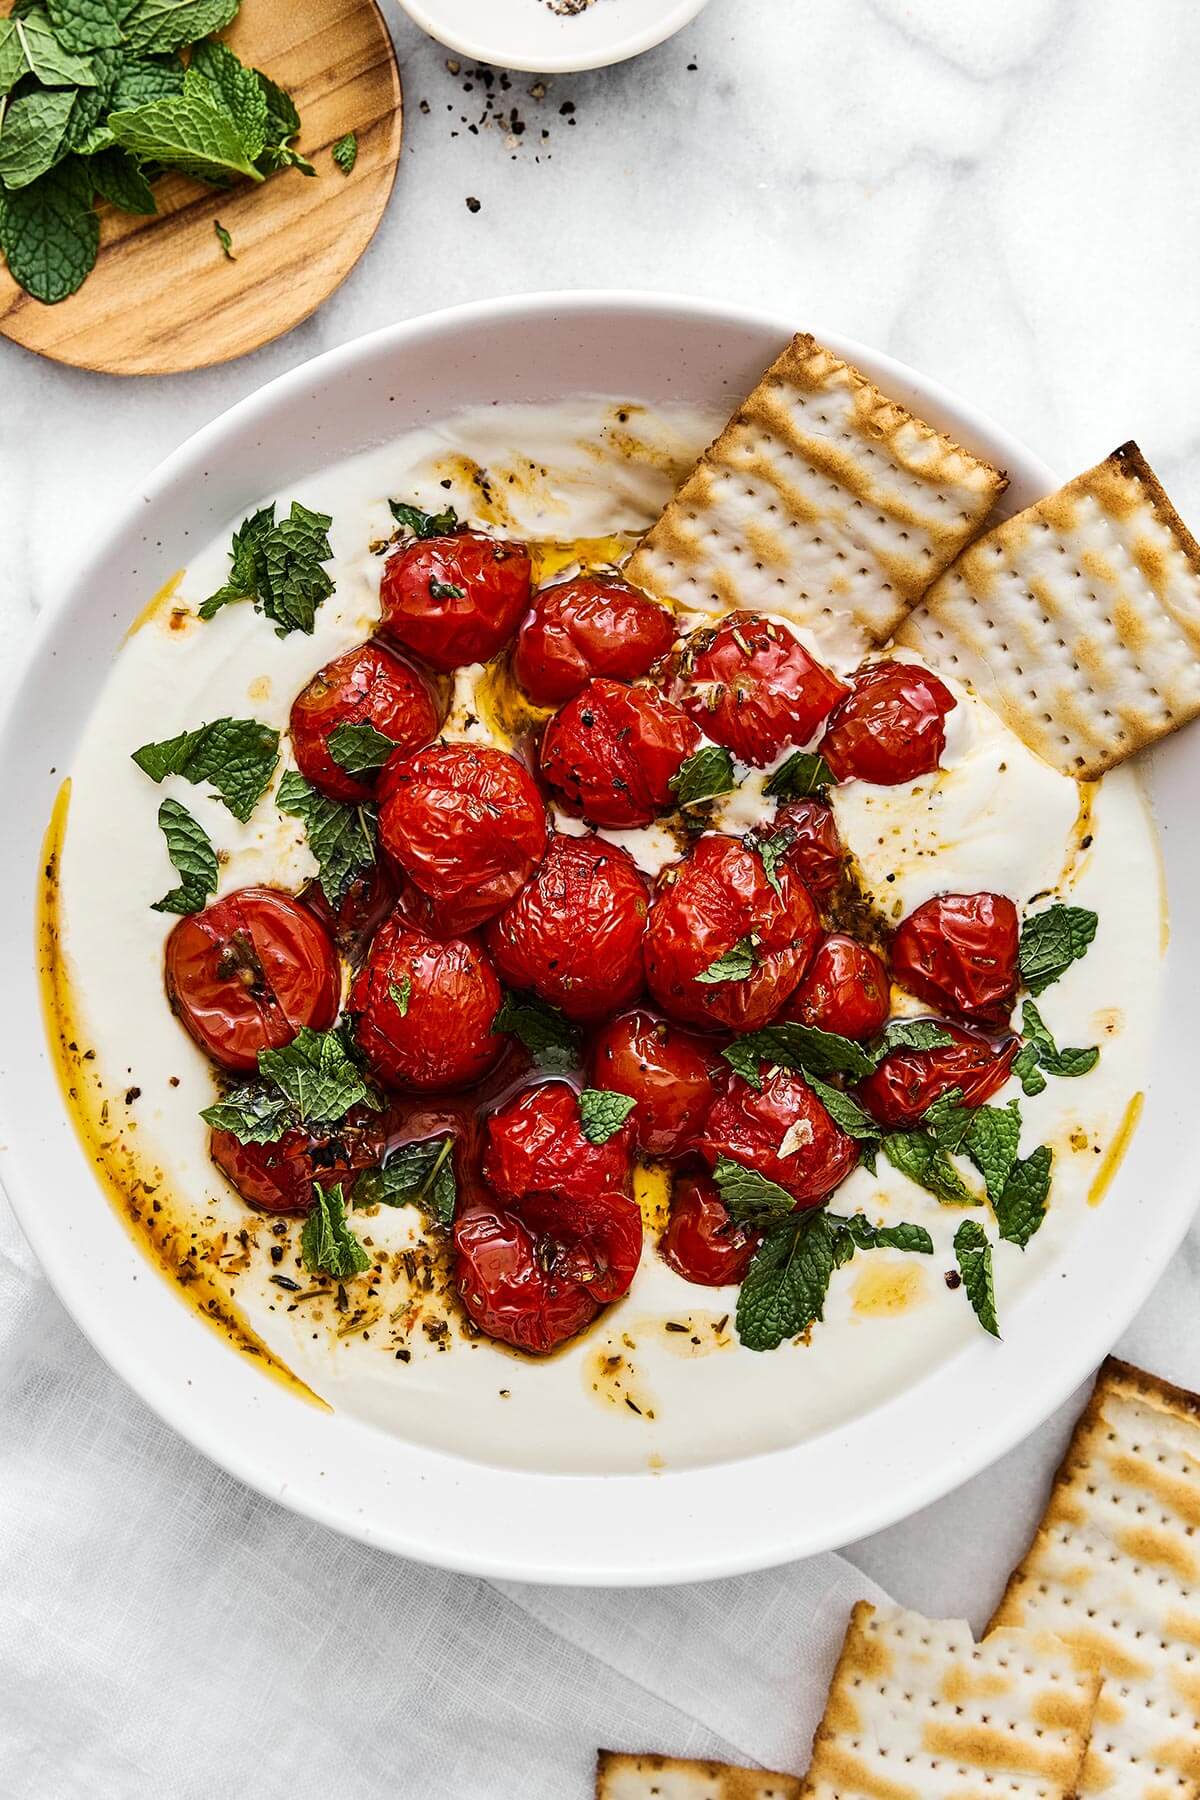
[188,37,268,161]
[389,499,459,539]
[109,52,184,109]
[756,827,794,900]
[829,1212,934,1255]
[713,1154,796,1224]
[883,1130,976,1206]
[994,1144,1052,1249]
[332,129,357,174]
[1020,999,1099,1079]
[258,1026,379,1129]
[199,500,335,635]
[957,1100,1022,1207]
[1019,903,1098,996]
[0,22,29,99]
[108,68,265,186]
[213,216,232,258]
[276,769,376,903]
[762,751,835,800]
[723,1021,877,1087]
[696,935,757,985]
[492,990,581,1073]
[300,1182,371,1280]
[388,977,410,1017]
[328,721,398,776]
[200,1084,295,1145]
[12,12,97,86]
[578,1088,636,1146]
[253,68,313,175]
[354,1136,457,1227]
[670,744,736,809]
[735,1210,838,1352]
[953,1217,1000,1337]
[90,145,156,211]
[873,1019,958,1057]
[803,1074,880,1142]
[46,0,123,52]
[0,155,98,299]
[132,715,280,822]
[0,87,77,190]
[120,0,240,56]
[150,795,217,913]
[1012,1042,1047,1097]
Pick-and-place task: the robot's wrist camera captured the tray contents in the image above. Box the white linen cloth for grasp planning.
[0,1190,885,1797]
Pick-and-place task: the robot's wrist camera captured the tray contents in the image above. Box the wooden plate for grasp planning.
[0,0,402,376]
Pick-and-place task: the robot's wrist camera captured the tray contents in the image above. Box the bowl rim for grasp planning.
[3,288,1193,1585]
[392,0,711,74]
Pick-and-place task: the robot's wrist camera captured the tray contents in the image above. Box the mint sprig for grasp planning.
[353,1136,457,1227]
[953,1218,1000,1337]
[199,501,335,636]
[696,935,758,985]
[762,751,835,800]
[578,1088,636,1146]
[1019,903,1098,996]
[200,1084,295,1144]
[132,715,280,822]
[735,1201,932,1352]
[300,1182,371,1281]
[276,769,377,903]
[257,1027,379,1129]
[388,499,460,539]
[150,795,217,914]
[331,129,357,175]
[328,721,399,777]
[994,1145,1052,1249]
[492,991,581,1072]
[1019,1000,1099,1081]
[670,744,736,809]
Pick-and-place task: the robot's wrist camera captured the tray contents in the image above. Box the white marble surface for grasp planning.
[3,0,1200,1636]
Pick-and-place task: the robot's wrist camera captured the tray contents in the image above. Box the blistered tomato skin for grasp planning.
[378,532,532,672]
[513,575,676,706]
[516,1188,643,1305]
[856,1022,1019,1129]
[539,678,702,829]
[289,642,440,804]
[659,1174,762,1287]
[348,915,504,1092]
[210,1105,386,1216]
[643,833,821,1033]
[589,1009,724,1159]
[165,887,341,1073]
[483,1081,633,1203]
[819,659,957,786]
[378,743,548,935]
[453,1201,600,1354]
[701,1067,859,1206]
[674,613,849,767]
[891,892,1019,1029]
[485,832,647,1021]
[783,933,891,1041]
[756,800,844,904]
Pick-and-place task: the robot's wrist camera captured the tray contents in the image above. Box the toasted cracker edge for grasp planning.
[597,1749,804,1800]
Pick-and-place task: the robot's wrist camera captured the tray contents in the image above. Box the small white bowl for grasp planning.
[394,0,710,74]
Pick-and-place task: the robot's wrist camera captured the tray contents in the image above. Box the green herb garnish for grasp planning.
[762,751,835,800]
[327,721,398,776]
[150,794,217,913]
[388,499,459,539]
[199,501,335,636]
[492,991,581,1072]
[276,769,376,902]
[132,715,279,822]
[300,1182,371,1280]
[953,1218,1000,1337]
[1018,903,1098,996]
[670,744,736,809]
[331,129,357,175]
[257,1026,379,1128]
[578,1088,636,1146]
[695,935,758,985]
[354,1136,457,1227]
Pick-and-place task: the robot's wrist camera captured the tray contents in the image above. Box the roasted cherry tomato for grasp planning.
[289,641,440,804]
[700,1066,859,1206]
[589,1009,724,1159]
[673,613,848,767]
[644,832,821,1033]
[754,799,844,904]
[210,1104,386,1215]
[483,1080,633,1203]
[485,831,647,1021]
[378,743,548,935]
[513,575,675,706]
[453,1186,642,1352]
[302,859,397,966]
[378,531,532,672]
[165,887,340,1073]
[659,1173,762,1287]
[453,1200,600,1354]
[891,892,1019,1029]
[856,1022,1019,1129]
[782,933,891,1041]
[539,678,701,829]
[819,659,956,785]
[349,914,504,1091]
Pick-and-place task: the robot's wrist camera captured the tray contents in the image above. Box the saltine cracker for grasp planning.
[624,333,1006,663]
[596,1751,803,1800]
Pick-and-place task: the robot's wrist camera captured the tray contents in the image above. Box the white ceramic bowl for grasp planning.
[2,293,1196,1585]
[394,0,709,74]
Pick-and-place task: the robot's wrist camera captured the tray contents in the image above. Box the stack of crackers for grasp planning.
[625,331,1200,776]
[597,1359,1200,1799]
